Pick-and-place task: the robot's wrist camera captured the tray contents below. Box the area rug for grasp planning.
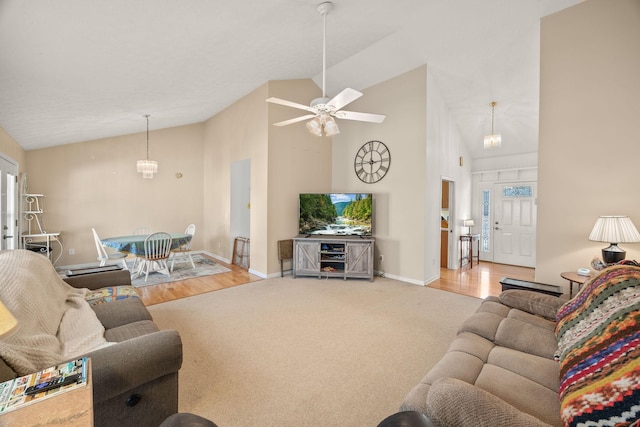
[130,253,230,287]
[148,276,483,426]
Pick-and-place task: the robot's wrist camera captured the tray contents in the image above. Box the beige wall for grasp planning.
[537,0,640,288]
[266,80,330,274]
[0,128,26,170]
[24,123,204,266]
[332,65,470,284]
[332,66,427,283]
[202,79,327,276]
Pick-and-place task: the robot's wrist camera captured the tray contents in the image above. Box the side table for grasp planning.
[560,271,590,298]
[459,234,480,268]
[0,358,93,426]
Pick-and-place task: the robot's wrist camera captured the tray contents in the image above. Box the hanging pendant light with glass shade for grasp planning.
[483,101,501,149]
[136,114,158,179]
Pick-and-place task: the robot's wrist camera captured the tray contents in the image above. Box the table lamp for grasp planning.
[588,215,640,264]
[463,219,474,235]
[0,301,17,338]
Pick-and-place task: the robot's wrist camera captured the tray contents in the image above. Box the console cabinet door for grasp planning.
[294,240,320,276]
[346,242,373,280]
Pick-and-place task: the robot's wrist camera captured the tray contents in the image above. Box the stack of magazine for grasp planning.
[0,357,87,413]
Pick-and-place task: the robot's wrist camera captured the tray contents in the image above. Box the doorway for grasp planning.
[440,179,454,269]
[0,155,18,251]
[491,182,537,267]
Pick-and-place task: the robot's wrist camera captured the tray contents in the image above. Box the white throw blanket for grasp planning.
[0,249,110,376]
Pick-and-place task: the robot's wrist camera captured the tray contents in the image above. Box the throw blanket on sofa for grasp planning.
[555,264,640,427]
[0,249,110,376]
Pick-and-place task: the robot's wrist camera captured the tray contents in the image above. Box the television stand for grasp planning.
[293,236,374,281]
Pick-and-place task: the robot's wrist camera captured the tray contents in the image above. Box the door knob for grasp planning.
[494,227,501,230]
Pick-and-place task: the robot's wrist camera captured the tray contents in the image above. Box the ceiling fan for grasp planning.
[266,1,385,136]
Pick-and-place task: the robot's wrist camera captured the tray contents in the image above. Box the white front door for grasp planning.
[0,155,18,250]
[492,182,536,267]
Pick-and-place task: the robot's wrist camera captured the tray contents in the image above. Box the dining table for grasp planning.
[101,233,192,256]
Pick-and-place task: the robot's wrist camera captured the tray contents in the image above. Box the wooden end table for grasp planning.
[560,271,591,298]
[459,234,480,268]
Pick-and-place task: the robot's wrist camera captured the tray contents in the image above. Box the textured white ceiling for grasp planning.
[0,0,582,159]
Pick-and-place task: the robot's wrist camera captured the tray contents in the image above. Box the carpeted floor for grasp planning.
[148,275,482,426]
[130,254,230,287]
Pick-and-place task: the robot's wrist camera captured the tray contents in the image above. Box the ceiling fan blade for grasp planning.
[326,88,362,111]
[273,114,318,127]
[335,110,386,123]
[266,97,314,113]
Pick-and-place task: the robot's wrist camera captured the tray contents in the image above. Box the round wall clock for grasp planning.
[354,140,391,184]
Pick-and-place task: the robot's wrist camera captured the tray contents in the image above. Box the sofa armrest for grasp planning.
[426,378,552,427]
[498,290,564,320]
[82,329,182,403]
[64,270,132,290]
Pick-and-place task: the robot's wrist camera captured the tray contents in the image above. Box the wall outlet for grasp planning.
[379,254,384,262]
[69,248,75,255]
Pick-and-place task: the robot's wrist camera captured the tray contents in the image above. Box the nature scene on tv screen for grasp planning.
[299,193,372,236]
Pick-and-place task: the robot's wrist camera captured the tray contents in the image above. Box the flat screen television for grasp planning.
[299,193,373,236]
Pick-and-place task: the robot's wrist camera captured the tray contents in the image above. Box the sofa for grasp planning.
[0,249,183,427]
[400,264,640,427]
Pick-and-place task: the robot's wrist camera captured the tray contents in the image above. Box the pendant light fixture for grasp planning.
[136,114,158,179]
[483,101,501,149]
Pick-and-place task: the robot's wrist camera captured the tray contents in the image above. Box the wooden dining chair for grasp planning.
[170,224,196,272]
[131,226,153,271]
[136,232,173,281]
[91,228,128,270]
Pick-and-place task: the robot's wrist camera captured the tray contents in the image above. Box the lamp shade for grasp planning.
[0,302,17,337]
[588,216,640,243]
[463,219,475,227]
[305,118,323,136]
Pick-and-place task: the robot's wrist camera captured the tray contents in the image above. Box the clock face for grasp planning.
[354,140,391,184]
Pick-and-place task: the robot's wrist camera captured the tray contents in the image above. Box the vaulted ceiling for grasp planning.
[0,0,582,159]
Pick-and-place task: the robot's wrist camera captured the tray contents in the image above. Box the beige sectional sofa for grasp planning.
[0,249,183,427]
[401,264,640,427]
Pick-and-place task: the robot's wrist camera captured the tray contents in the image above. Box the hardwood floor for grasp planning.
[136,255,262,306]
[137,255,534,306]
[428,261,535,299]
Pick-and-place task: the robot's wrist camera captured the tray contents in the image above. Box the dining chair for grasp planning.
[170,224,196,272]
[131,226,153,271]
[132,226,153,235]
[91,228,128,270]
[136,232,173,281]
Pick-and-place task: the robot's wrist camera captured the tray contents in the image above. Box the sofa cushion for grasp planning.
[499,290,564,321]
[104,320,160,342]
[91,297,153,330]
[425,378,552,427]
[487,346,559,392]
[494,317,557,359]
[475,364,560,425]
[555,265,640,427]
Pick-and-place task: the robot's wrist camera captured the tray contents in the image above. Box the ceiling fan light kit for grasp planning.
[266,1,385,136]
[483,101,501,149]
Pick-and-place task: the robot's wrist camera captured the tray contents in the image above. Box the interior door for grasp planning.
[440,180,449,268]
[0,156,18,250]
[492,182,536,267]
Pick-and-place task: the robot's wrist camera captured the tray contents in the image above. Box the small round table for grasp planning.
[560,271,591,298]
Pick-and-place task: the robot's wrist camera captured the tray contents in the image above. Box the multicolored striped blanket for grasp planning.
[555,264,640,427]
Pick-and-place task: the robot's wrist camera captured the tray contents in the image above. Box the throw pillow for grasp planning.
[85,286,140,306]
